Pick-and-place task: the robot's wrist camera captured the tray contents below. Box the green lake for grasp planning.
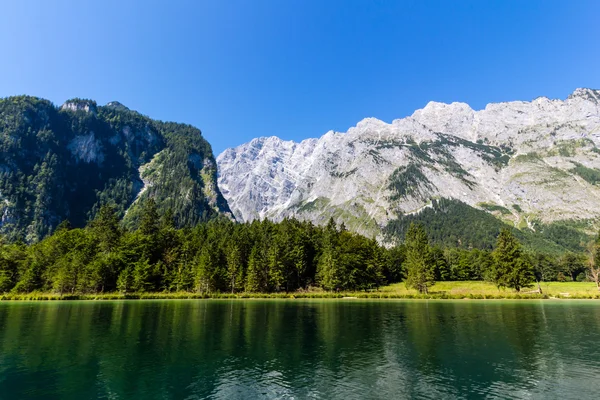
[0,299,599,399]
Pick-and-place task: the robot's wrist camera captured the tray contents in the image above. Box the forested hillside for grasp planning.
[0,96,231,242]
[384,198,591,254]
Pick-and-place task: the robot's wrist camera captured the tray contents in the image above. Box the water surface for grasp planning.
[0,299,599,399]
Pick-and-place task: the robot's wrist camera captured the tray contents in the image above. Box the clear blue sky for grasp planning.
[1,0,599,154]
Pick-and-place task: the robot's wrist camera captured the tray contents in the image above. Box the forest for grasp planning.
[1,197,598,296]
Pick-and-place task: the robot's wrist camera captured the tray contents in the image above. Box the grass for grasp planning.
[381,281,600,299]
[1,282,599,301]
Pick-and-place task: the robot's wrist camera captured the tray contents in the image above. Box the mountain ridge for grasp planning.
[217,88,600,244]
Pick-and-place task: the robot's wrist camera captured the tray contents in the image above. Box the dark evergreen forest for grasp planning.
[0,198,592,295]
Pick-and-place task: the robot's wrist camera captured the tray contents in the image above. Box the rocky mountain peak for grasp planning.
[217,89,600,239]
[105,101,131,111]
[568,88,600,103]
[352,117,388,132]
[60,98,98,114]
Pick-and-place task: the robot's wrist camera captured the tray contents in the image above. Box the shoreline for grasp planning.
[2,292,600,301]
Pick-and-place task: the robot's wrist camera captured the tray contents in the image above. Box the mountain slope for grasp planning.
[217,88,600,244]
[0,96,231,241]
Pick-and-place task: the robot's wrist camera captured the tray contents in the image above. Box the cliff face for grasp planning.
[217,89,600,239]
[0,96,232,242]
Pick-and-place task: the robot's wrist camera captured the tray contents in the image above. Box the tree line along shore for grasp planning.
[1,199,600,300]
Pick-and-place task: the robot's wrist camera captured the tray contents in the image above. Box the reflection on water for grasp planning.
[0,300,599,399]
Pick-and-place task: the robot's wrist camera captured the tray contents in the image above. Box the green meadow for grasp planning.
[2,281,599,301]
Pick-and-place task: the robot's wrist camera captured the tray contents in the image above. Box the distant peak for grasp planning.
[422,100,473,111]
[411,101,474,121]
[568,88,600,103]
[350,118,388,134]
[356,117,387,127]
[105,101,130,111]
[249,136,283,146]
[61,98,97,114]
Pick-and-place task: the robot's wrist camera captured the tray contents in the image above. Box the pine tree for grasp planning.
[365,239,386,290]
[170,241,194,292]
[139,198,159,236]
[90,204,121,253]
[195,246,213,293]
[226,243,243,293]
[404,223,435,293]
[117,266,134,294]
[492,229,535,292]
[267,242,285,292]
[291,240,308,290]
[161,208,175,230]
[132,258,157,292]
[316,226,342,291]
[246,245,265,292]
[432,246,450,281]
[326,217,337,233]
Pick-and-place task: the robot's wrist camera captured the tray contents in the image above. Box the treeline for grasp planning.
[424,245,590,283]
[0,201,401,294]
[402,223,600,293]
[0,199,597,295]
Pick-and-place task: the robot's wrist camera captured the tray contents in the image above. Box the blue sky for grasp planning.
[1,0,599,154]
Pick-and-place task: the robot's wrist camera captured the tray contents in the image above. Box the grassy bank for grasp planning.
[1,281,599,301]
[381,281,600,298]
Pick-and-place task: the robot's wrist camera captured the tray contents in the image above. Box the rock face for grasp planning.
[0,96,232,241]
[217,88,600,237]
[60,99,98,114]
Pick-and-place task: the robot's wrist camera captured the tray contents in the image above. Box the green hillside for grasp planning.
[0,96,231,242]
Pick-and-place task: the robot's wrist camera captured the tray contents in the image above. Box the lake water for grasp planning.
[0,299,599,399]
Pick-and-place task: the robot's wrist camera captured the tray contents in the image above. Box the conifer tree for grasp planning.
[365,239,386,290]
[195,245,222,293]
[117,266,134,294]
[226,243,243,293]
[140,198,159,236]
[90,204,121,253]
[161,208,176,230]
[266,246,283,291]
[491,229,534,292]
[317,224,342,291]
[132,258,157,292]
[170,240,194,292]
[404,223,435,293]
[246,245,266,292]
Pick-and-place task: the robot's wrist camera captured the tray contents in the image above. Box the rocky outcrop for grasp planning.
[60,99,98,114]
[67,132,104,164]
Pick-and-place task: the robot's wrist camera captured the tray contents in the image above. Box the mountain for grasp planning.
[217,88,600,251]
[0,96,232,242]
